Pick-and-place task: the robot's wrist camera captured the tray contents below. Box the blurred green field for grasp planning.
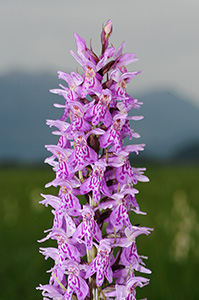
[0,164,199,300]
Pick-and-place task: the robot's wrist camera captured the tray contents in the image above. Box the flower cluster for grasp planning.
[37,20,153,300]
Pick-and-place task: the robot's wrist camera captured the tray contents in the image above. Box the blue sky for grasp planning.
[1,0,199,107]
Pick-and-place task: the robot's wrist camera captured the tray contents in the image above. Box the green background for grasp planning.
[0,164,199,300]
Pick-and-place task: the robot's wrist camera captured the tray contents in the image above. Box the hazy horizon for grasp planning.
[0,71,199,163]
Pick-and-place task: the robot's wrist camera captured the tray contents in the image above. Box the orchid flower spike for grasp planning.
[38,20,153,300]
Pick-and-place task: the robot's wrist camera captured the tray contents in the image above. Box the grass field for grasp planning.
[0,164,199,300]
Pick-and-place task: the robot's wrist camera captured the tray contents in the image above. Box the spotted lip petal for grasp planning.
[69,132,98,171]
[85,239,113,287]
[73,205,102,250]
[62,260,89,300]
[80,161,111,202]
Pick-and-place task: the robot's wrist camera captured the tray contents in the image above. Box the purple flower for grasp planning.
[44,178,81,217]
[117,277,150,300]
[115,155,149,185]
[73,33,90,61]
[116,225,153,248]
[85,239,113,287]
[57,134,71,149]
[50,71,83,102]
[39,247,67,287]
[99,114,127,154]
[73,204,102,250]
[63,260,89,300]
[46,119,70,136]
[110,68,140,97]
[40,192,78,228]
[38,227,82,263]
[80,161,111,202]
[45,144,74,180]
[81,61,103,98]
[66,101,91,138]
[37,283,64,299]
[120,242,151,274]
[108,189,139,232]
[69,132,98,171]
[85,89,112,127]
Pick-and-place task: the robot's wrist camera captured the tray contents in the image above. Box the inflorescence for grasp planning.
[37,20,153,300]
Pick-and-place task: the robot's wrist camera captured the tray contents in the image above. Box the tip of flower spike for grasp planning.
[101,20,113,53]
[104,20,113,36]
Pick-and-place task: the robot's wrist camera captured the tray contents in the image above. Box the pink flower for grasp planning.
[99,114,127,154]
[85,89,112,127]
[63,260,89,300]
[85,240,113,287]
[80,161,111,202]
[81,61,103,98]
[110,68,140,97]
[69,132,98,171]
[73,204,102,250]
[116,277,150,300]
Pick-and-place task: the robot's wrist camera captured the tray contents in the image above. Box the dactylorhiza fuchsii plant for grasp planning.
[37,20,153,300]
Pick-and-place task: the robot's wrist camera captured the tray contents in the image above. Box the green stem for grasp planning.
[114,227,117,244]
[87,196,99,300]
[92,279,106,300]
[52,271,66,292]
[78,170,84,183]
[106,148,108,164]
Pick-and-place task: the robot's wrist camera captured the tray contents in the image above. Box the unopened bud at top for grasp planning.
[101,20,113,52]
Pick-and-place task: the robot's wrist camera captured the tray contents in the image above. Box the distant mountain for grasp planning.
[0,72,61,162]
[130,89,199,160]
[173,142,199,162]
[0,72,199,163]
